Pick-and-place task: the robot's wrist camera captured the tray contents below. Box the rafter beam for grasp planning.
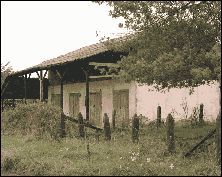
[43,70,48,78]
[89,62,119,68]
[56,68,68,80]
[89,75,116,78]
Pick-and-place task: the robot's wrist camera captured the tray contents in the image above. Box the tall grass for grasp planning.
[1,101,221,176]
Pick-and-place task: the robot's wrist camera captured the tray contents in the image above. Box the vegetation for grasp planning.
[1,62,15,94]
[1,101,221,176]
[93,1,221,94]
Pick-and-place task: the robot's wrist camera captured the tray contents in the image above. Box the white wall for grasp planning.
[48,79,220,125]
[136,80,220,123]
[48,78,137,127]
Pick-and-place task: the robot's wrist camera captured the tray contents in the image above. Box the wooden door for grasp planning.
[113,90,129,128]
[69,93,80,119]
[89,92,102,127]
[51,94,61,107]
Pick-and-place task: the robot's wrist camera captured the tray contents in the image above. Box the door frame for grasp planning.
[89,91,102,127]
[113,89,129,128]
[69,93,80,119]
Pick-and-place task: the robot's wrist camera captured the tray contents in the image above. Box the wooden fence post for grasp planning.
[132,113,139,144]
[216,111,221,165]
[199,103,204,127]
[1,99,4,112]
[112,109,116,130]
[157,106,161,129]
[167,113,175,155]
[104,113,111,141]
[78,112,85,138]
[12,98,15,109]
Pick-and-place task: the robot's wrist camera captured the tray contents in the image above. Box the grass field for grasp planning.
[1,101,221,176]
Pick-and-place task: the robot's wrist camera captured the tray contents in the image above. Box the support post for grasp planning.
[40,70,43,102]
[60,78,65,137]
[81,67,89,122]
[36,70,48,102]
[56,68,68,138]
[86,71,89,122]
[24,74,27,104]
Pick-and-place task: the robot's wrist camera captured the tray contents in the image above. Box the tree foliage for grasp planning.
[1,62,15,91]
[93,1,221,93]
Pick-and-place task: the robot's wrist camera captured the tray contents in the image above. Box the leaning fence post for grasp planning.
[78,112,85,138]
[199,103,204,127]
[157,106,161,129]
[216,111,221,165]
[132,113,139,144]
[104,113,111,141]
[166,113,175,155]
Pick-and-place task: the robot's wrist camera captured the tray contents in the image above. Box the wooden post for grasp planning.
[157,106,161,129]
[56,68,68,138]
[132,113,139,144]
[81,67,89,122]
[104,113,111,141]
[1,98,4,112]
[216,78,221,165]
[167,113,175,155]
[199,103,204,126]
[60,77,65,137]
[78,112,85,138]
[86,71,89,122]
[185,128,216,158]
[217,80,221,165]
[40,70,43,102]
[12,98,15,109]
[36,70,47,103]
[216,111,221,165]
[112,109,116,129]
[24,74,27,104]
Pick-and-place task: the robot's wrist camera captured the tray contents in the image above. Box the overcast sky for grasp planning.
[1,1,137,78]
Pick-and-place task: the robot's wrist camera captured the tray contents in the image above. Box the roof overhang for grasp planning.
[6,32,139,79]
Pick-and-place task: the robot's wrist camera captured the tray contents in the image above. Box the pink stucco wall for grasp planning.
[136,80,220,123]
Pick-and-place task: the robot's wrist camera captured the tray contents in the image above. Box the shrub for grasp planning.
[1,100,63,140]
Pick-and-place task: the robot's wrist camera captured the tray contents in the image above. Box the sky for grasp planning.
[1,1,136,78]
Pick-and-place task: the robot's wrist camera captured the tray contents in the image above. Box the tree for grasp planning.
[93,1,221,94]
[1,61,15,96]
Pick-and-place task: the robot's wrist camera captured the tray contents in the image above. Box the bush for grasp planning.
[1,100,63,140]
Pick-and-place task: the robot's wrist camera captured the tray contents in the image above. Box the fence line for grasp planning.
[74,104,220,165]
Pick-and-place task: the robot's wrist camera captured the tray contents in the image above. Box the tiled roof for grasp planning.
[41,41,109,67]
[8,32,139,77]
